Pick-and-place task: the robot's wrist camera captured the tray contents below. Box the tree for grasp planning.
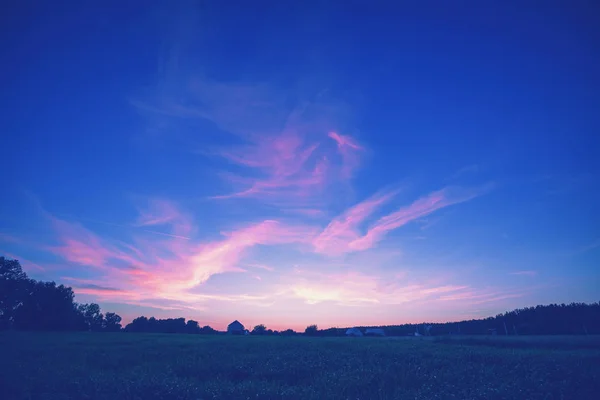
[123,316,197,334]
[199,325,216,335]
[186,320,200,334]
[305,324,318,336]
[0,257,122,332]
[78,303,104,331]
[252,324,267,335]
[14,281,84,331]
[124,316,149,332]
[281,329,296,336]
[0,257,29,329]
[103,312,122,332]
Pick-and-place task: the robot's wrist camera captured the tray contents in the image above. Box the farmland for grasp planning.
[1,333,599,400]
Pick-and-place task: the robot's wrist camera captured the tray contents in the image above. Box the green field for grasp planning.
[1,333,599,400]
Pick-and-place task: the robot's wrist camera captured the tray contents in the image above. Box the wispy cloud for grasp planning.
[283,269,508,309]
[328,131,363,179]
[215,130,327,203]
[348,185,492,252]
[438,290,523,304]
[245,263,275,272]
[135,73,361,211]
[509,270,538,277]
[49,217,115,267]
[314,185,492,256]
[450,164,479,180]
[576,239,600,254]
[212,126,362,210]
[135,199,193,238]
[313,190,396,255]
[44,202,315,311]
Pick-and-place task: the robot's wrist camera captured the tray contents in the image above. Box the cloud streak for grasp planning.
[136,77,361,210]
[509,270,537,277]
[283,269,517,309]
[314,185,492,256]
[45,201,315,312]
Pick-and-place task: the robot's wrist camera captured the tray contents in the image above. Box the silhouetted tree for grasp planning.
[199,325,216,334]
[124,316,149,332]
[124,316,205,334]
[0,257,29,329]
[281,329,296,336]
[0,257,121,332]
[186,320,200,334]
[252,324,267,335]
[14,280,84,331]
[78,303,104,331]
[103,312,122,331]
[348,302,600,337]
[305,324,318,336]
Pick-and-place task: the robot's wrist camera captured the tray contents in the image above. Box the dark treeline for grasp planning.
[3,257,599,336]
[307,302,600,337]
[1,257,122,331]
[124,316,217,334]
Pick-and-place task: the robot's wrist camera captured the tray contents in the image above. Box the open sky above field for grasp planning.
[1,1,599,330]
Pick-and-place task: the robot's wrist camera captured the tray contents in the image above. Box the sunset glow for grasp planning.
[2,2,598,332]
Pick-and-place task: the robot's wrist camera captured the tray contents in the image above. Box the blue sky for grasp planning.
[1,1,598,330]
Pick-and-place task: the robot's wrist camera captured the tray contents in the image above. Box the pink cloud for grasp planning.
[245,263,275,272]
[283,269,484,307]
[328,132,362,151]
[215,131,329,206]
[49,218,114,267]
[136,199,192,238]
[438,290,523,304]
[314,185,492,256]
[46,207,314,311]
[182,80,360,209]
[349,186,491,252]
[328,131,363,179]
[72,287,141,299]
[313,190,397,255]
[418,285,469,295]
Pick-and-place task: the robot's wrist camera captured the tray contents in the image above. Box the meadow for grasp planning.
[1,332,599,400]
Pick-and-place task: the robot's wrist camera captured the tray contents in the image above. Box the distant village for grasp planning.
[227,320,389,337]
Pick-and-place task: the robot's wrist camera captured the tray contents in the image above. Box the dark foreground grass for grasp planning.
[1,333,599,400]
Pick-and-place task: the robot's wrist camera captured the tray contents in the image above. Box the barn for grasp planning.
[227,320,245,335]
[345,327,363,337]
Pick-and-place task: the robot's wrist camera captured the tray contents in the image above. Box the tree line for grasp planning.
[124,316,216,334]
[2,257,599,335]
[0,257,122,331]
[301,301,600,337]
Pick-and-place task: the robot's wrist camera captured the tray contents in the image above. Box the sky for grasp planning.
[1,1,599,331]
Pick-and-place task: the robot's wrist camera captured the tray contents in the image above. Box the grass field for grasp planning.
[1,333,599,400]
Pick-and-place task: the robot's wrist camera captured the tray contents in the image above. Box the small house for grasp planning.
[345,327,363,337]
[227,320,245,335]
[365,328,385,336]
